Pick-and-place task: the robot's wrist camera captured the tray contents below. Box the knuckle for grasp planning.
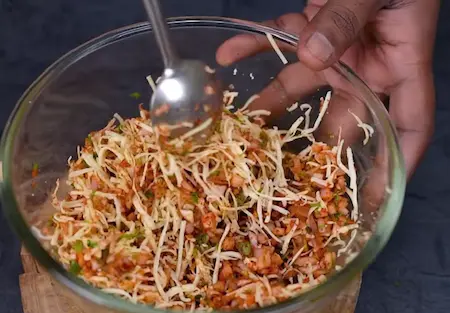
[328,5,360,41]
[274,15,289,31]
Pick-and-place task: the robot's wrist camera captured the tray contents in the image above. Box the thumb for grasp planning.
[298,0,382,70]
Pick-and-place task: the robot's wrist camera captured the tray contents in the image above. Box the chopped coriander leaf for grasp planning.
[31,163,39,178]
[236,190,247,206]
[310,202,321,209]
[46,218,55,227]
[145,190,154,198]
[210,170,220,177]
[73,240,83,253]
[119,231,144,241]
[32,163,39,172]
[259,130,269,147]
[333,194,340,206]
[69,260,82,275]
[86,134,93,145]
[130,92,141,99]
[195,233,209,246]
[87,240,98,248]
[237,241,252,256]
[191,192,199,204]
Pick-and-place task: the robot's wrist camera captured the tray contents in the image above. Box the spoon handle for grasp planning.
[142,0,179,68]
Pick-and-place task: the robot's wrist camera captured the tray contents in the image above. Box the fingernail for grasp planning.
[305,32,334,62]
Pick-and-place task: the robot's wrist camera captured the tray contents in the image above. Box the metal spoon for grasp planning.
[142,0,223,139]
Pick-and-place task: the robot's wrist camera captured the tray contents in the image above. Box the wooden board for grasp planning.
[19,247,362,313]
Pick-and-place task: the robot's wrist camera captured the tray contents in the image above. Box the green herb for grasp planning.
[306,226,312,234]
[332,213,341,220]
[119,231,144,241]
[237,241,252,256]
[87,240,98,248]
[32,162,39,172]
[210,170,220,177]
[130,92,141,99]
[145,190,154,198]
[259,131,269,148]
[236,190,247,206]
[86,134,93,145]
[69,260,82,275]
[196,233,209,246]
[333,194,340,206]
[47,218,55,227]
[73,240,83,253]
[91,190,97,197]
[310,202,322,210]
[191,192,199,204]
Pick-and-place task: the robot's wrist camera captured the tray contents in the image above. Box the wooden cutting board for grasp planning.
[19,247,362,313]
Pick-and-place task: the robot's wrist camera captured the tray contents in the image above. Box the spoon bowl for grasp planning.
[150,59,223,138]
[143,0,223,138]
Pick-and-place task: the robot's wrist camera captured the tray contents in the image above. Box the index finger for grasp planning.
[216,13,308,66]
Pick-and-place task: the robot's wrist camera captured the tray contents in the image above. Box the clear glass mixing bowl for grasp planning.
[0,17,405,313]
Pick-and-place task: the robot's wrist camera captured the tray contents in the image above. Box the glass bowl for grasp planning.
[0,17,405,313]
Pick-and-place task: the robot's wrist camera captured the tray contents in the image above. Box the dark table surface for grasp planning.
[1,1,449,313]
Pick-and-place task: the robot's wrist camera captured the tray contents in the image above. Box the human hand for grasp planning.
[216,0,439,180]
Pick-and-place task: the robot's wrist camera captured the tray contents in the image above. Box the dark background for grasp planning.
[0,1,449,312]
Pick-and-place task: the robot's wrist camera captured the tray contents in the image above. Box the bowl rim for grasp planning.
[0,16,406,313]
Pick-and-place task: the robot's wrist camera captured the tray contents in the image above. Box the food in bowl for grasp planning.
[35,89,364,310]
